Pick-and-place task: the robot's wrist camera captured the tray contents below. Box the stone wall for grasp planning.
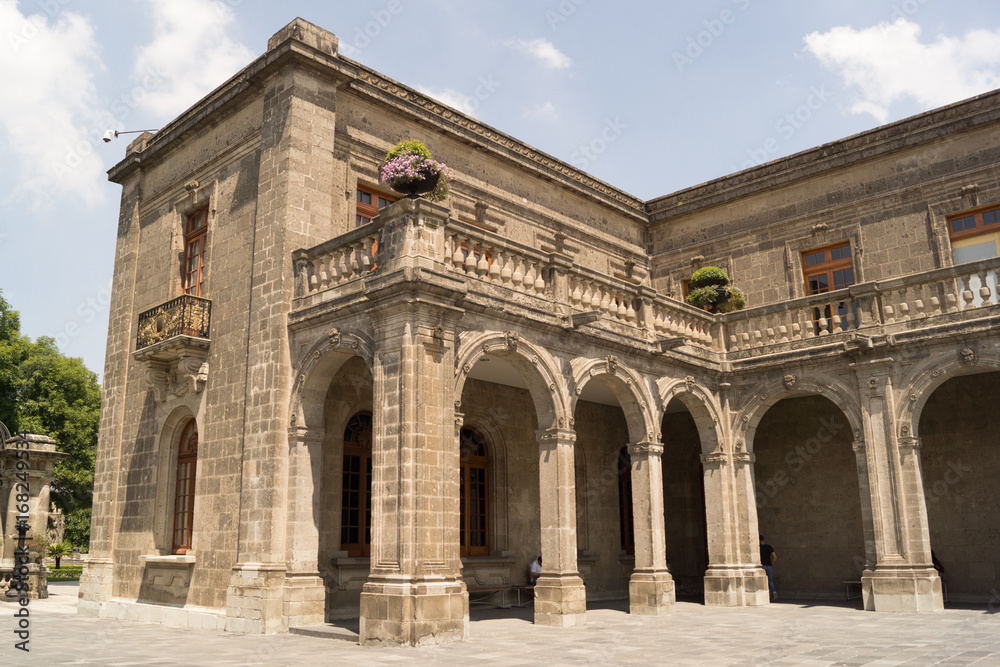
[919,372,1000,602]
[753,396,866,599]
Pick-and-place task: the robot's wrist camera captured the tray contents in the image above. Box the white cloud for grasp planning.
[416,86,479,116]
[0,1,104,207]
[805,19,1000,123]
[507,38,571,70]
[522,101,558,121]
[133,0,254,119]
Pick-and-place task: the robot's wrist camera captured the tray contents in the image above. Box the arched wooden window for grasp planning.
[460,427,490,557]
[341,412,373,556]
[617,446,635,555]
[172,419,198,554]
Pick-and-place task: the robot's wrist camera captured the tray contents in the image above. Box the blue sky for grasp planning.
[2,0,1000,379]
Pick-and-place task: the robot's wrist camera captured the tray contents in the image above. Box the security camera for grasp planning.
[102,130,118,143]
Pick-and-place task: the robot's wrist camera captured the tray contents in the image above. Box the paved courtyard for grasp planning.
[3,583,1000,666]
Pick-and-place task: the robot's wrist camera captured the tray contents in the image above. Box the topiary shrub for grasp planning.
[717,286,746,313]
[686,267,746,313]
[689,266,730,289]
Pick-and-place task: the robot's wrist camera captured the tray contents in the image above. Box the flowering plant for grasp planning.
[379,140,452,201]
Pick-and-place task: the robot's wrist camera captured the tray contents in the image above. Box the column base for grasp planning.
[703,565,770,607]
[862,566,943,612]
[534,573,586,626]
[358,574,468,646]
[224,563,287,634]
[628,569,675,615]
[77,557,114,617]
[283,571,326,627]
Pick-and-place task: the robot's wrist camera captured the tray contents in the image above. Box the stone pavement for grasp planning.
[3,583,1000,666]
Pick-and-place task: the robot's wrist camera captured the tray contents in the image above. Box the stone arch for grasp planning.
[290,327,376,435]
[152,405,199,554]
[569,356,658,444]
[897,347,1000,439]
[735,373,863,454]
[454,412,511,554]
[454,330,569,430]
[656,376,724,455]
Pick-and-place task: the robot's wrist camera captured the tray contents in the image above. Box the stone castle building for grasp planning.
[80,19,1000,646]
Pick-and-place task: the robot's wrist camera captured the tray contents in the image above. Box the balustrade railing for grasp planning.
[445,221,550,297]
[567,272,639,326]
[724,256,1000,353]
[136,295,211,351]
[294,223,381,296]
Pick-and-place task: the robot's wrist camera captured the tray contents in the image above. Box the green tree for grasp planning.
[48,541,73,568]
[0,290,100,545]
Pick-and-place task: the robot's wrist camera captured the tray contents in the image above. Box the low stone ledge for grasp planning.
[138,554,196,565]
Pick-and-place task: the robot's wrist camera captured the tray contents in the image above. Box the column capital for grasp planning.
[627,441,663,458]
[897,436,922,451]
[732,452,755,465]
[535,427,577,448]
[701,451,728,467]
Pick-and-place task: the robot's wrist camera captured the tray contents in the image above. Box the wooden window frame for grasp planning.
[355,184,396,228]
[182,207,208,296]
[459,426,490,557]
[802,241,855,296]
[617,446,634,555]
[341,412,373,557]
[172,419,198,554]
[948,204,1000,243]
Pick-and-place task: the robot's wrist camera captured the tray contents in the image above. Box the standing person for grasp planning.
[529,555,542,585]
[760,535,777,600]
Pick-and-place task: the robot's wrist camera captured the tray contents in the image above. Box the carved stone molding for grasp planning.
[959,347,976,366]
[139,348,210,402]
[627,441,664,458]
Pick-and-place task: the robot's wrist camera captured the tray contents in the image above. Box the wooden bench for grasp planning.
[843,580,863,600]
[467,585,532,609]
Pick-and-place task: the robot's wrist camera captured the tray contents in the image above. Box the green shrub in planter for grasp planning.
[717,286,746,313]
[689,266,730,289]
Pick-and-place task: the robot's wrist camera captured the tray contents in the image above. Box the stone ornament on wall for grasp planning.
[959,347,976,365]
[783,374,797,390]
[144,358,209,402]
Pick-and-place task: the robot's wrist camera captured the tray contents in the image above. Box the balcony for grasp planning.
[722,256,1000,365]
[133,295,211,401]
[288,200,999,366]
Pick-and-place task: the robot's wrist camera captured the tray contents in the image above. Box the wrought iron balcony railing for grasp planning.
[136,295,212,351]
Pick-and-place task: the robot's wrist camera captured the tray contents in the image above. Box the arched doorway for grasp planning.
[919,371,1000,603]
[660,400,709,600]
[752,395,865,600]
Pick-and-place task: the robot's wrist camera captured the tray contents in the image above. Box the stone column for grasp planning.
[357,197,470,646]
[853,361,942,612]
[224,20,347,634]
[700,449,766,606]
[1,434,68,599]
[534,427,586,627]
[627,441,674,615]
[282,429,325,627]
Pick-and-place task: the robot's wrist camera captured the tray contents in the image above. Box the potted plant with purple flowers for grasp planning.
[379,139,453,201]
